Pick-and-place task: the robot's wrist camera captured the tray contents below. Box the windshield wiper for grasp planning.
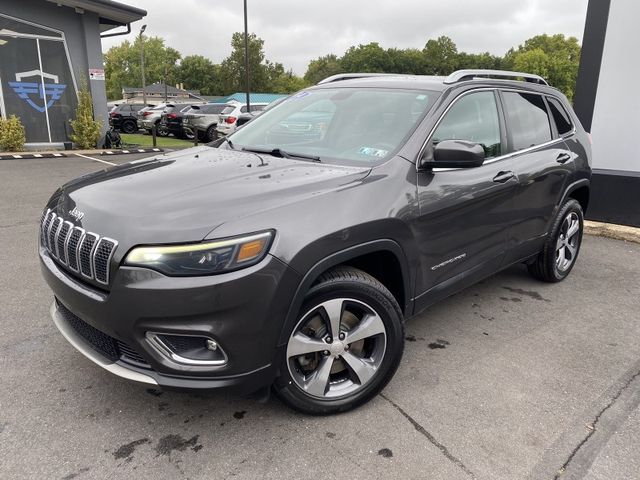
[241,147,321,162]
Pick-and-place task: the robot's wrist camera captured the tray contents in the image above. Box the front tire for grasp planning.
[528,199,584,282]
[274,267,404,415]
[121,119,137,134]
[206,125,218,142]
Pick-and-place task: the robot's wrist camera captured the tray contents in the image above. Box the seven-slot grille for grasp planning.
[41,209,118,285]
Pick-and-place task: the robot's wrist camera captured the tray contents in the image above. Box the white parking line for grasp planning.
[74,153,116,166]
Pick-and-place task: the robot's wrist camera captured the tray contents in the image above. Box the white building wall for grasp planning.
[590,0,640,173]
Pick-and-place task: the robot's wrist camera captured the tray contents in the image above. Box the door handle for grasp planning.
[556,153,572,164]
[493,171,516,183]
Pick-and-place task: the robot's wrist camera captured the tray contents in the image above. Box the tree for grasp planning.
[456,52,502,70]
[387,48,426,75]
[219,32,271,94]
[178,55,222,96]
[0,115,26,152]
[423,36,458,75]
[304,54,343,85]
[104,36,181,100]
[70,81,102,149]
[341,43,394,73]
[503,34,581,100]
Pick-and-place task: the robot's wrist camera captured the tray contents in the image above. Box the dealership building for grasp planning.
[0,0,145,145]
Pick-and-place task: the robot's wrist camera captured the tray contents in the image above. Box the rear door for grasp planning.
[499,90,576,263]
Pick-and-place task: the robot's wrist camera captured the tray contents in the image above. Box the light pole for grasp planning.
[243,0,250,111]
[139,24,147,105]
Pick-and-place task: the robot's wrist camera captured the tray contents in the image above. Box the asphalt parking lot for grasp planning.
[1,152,639,480]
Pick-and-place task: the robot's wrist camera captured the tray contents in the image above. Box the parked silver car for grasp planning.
[182,103,232,142]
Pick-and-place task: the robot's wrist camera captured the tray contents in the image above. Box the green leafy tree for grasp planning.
[503,34,581,100]
[219,32,271,94]
[423,36,459,75]
[456,52,502,70]
[304,54,343,85]
[0,115,26,152]
[341,43,394,73]
[178,55,222,95]
[387,48,426,74]
[104,36,181,100]
[69,82,102,149]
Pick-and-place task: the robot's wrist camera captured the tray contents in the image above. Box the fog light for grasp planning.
[146,332,227,367]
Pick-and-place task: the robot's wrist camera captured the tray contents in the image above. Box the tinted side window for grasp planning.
[432,91,501,158]
[547,97,573,135]
[502,92,552,150]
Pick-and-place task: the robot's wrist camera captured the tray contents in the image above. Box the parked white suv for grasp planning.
[216,102,269,136]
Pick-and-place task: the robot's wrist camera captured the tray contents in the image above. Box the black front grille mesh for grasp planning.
[57,301,151,368]
[40,209,117,285]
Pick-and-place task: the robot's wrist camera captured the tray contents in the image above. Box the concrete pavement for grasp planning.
[1,153,639,479]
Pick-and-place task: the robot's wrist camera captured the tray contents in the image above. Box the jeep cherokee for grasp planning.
[40,70,591,414]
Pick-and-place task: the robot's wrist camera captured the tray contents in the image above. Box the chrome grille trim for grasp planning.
[93,237,118,284]
[67,227,85,273]
[40,211,118,286]
[78,232,99,279]
[45,212,57,251]
[50,217,63,259]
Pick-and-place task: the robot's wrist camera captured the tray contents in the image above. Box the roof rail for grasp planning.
[444,69,548,85]
[317,73,403,85]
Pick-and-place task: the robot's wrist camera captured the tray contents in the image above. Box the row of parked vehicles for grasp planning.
[108,101,270,141]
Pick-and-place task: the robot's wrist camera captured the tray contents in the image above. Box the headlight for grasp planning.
[124,231,273,276]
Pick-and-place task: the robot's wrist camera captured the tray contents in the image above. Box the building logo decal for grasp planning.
[9,70,67,113]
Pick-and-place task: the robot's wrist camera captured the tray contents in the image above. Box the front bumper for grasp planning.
[41,248,300,393]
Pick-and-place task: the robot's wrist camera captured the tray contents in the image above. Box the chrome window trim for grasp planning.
[145,332,228,367]
[93,237,119,285]
[416,87,577,173]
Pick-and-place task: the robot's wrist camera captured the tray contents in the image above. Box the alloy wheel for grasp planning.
[556,211,580,272]
[286,298,387,399]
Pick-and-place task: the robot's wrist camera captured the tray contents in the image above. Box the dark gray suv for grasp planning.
[40,70,591,414]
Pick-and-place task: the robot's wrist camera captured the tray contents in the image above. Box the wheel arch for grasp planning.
[276,239,412,346]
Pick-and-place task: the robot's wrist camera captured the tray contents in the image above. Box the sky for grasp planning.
[103,0,589,75]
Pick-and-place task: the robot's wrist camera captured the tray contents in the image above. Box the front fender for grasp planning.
[275,238,413,346]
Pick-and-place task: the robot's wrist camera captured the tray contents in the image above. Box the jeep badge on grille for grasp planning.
[69,207,85,221]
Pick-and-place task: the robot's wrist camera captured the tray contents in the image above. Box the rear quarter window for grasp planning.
[546,97,573,136]
[502,91,552,150]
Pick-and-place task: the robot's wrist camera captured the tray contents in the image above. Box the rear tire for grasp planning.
[528,199,584,282]
[273,267,404,415]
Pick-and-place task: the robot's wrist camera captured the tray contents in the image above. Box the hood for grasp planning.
[49,147,370,249]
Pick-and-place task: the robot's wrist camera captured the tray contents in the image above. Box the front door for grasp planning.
[413,90,518,309]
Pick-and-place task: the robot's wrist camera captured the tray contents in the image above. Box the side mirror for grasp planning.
[420,140,485,169]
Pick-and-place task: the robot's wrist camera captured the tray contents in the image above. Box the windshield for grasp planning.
[227,88,437,165]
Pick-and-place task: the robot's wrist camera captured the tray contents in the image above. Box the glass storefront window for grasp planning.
[0,14,77,144]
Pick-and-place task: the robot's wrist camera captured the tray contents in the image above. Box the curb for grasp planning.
[584,220,640,244]
[0,148,163,160]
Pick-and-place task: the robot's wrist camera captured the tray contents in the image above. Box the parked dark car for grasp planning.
[161,104,197,139]
[40,70,591,414]
[109,103,146,134]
